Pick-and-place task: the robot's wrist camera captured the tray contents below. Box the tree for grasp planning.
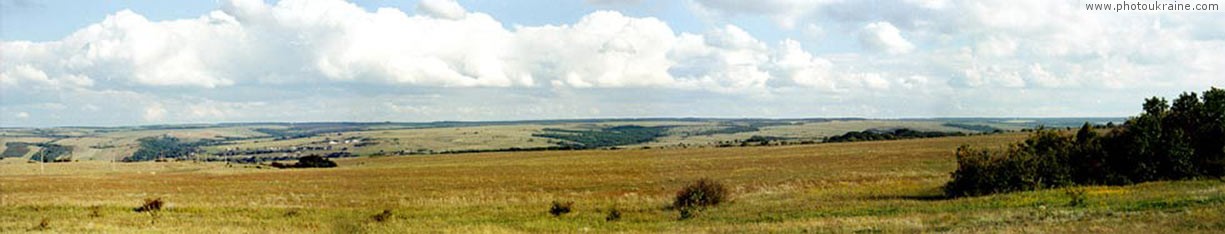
[1143,97,1169,117]
[946,88,1225,197]
[1198,87,1225,176]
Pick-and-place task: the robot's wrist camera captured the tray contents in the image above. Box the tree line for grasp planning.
[825,128,967,143]
[946,87,1225,197]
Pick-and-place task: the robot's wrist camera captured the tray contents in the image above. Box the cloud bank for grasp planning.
[1,0,1222,126]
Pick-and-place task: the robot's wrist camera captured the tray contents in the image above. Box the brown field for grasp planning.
[2,132,1223,232]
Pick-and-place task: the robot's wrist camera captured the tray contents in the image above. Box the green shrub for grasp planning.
[1064,187,1087,207]
[674,178,729,209]
[944,128,1076,197]
[673,178,729,220]
[549,201,573,216]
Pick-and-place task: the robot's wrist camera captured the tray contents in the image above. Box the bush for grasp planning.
[1064,187,1087,207]
[605,207,621,222]
[673,178,729,220]
[674,178,728,209]
[944,129,1076,197]
[284,208,301,217]
[549,201,573,216]
[134,198,163,213]
[88,205,102,218]
[371,209,393,222]
[32,218,49,231]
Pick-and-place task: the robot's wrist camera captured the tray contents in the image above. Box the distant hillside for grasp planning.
[0,117,1121,163]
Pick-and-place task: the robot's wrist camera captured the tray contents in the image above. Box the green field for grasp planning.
[1,132,1220,232]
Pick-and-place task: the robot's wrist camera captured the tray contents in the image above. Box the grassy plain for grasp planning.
[2,132,1222,233]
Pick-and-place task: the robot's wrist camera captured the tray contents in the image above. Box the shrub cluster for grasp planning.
[673,178,729,219]
[270,155,338,168]
[946,88,1225,197]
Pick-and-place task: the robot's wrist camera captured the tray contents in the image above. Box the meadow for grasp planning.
[2,132,1221,233]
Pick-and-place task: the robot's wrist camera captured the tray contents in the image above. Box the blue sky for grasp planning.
[1,0,1222,127]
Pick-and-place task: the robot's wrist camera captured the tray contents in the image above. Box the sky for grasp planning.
[0,0,1222,127]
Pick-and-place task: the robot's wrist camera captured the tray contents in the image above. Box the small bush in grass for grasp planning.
[134,198,163,213]
[1065,187,1087,207]
[674,178,728,209]
[135,198,164,224]
[31,218,49,231]
[673,178,729,220]
[549,201,573,216]
[284,208,301,217]
[605,207,621,222]
[371,209,393,222]
[88,205,102,218]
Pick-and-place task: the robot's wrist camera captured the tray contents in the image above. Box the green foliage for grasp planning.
[532,125,670,149]
[944,129,1075,197]
[1064,187,1087,207]
[947,87,1225,197]
[29,143,71,162]
[826,128,966,143]
[125,136,204,162]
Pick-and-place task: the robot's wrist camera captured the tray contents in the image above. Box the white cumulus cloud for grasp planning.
[859,22,915,55]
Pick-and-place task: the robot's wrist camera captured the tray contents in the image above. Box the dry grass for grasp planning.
[1,133,1222,233]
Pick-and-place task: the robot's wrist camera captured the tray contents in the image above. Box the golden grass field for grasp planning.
[2,132,1222,233]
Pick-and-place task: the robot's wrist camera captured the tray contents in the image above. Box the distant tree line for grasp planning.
[3,142,72,162]
[686,125,760,136]
[942,123,1004,133]
[532,125,670,149]
[270,155,338,168]
[29,143,72,162]
[946,88,1225,197]
[125,136,208,162]
[825,128,967,143]
[210,152,356,164]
